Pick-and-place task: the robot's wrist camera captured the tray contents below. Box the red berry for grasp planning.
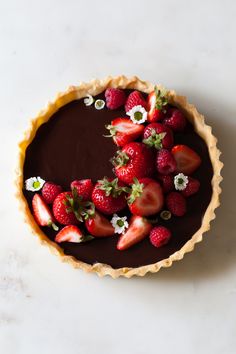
[149,226,171,248]
[147,88,168,123]
[128,178,164,216]
[157,174,174,193]
[156,149,177,175]
[182,177,200,197]
[163,108,186,132]
[55,225,83,243]
[85,211,114,237]
[92,177,127,215]
[53,192,79,225]
[172,145,201,175]
[113,142,155,184]
[105,88,126,110]
[32,194,57,230]
[117,216,152,251]
[71,179,93,201]
[41,182,62,204]
[166,192,186,216]
[143,123,173,150]
[125,91,147,113]
[105,118,144,147]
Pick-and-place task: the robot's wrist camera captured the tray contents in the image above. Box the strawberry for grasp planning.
[112,142,155,184]
[55,225,83,243]
[117,216,152,250]
[172,145,201,175]
[41,182,62,204]
[181,177,200,197]
[105,88,126,109]
[127,178,164,216]
[53,189,95,225]
[91,177,127,215]
[32,194,58,230]
[163,108,186,132]
[85,211,114,237]
[143,122,173,150]
[157,174,174,193]
[70,179,93,201]
[149,226,171,248]
[125,91,147,113]
[156,149,177,175]
[105,118,144,147]
[147,87,168,122]
[55,225,94,243]
[166,192,186,216]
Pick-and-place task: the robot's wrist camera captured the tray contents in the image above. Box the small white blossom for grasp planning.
[127,105,147,124]
[94,99,105,110]
[111,214,129,234]
[174,173,188,191]
[25,176,45,192]
[84,94,94,106]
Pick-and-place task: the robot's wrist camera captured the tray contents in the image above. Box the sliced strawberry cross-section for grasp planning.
[32,193,58,230]
[105,118,144,147]
[172,145,201,175]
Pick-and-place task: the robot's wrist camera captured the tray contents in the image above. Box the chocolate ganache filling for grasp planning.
[23,91,213,268]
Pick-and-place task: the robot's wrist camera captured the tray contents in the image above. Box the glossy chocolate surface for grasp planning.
[23,92,213,268]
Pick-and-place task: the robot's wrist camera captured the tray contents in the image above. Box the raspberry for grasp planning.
[156,149,177,175]
[149,226,171,248]
[163,108,186,132]
[71,179,94,201]
[182,177,200,197]
[105,88,126,110]
[166,192,186,216]
[157,174,174,193]
[41,182,62,204]
[125,91,147,113]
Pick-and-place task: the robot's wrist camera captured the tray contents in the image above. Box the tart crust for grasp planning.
[16,75,223,278]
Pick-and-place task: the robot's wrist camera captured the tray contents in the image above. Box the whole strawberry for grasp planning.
[105,88,126,110]
[181,177,200,197]
[125,90,147,113]
[163,108,186,132]
[166,191,186,216]
[112,142,155,184]
[71,179,93,201]
[41,182,62,204]
[92,177,127,215]
[143,123,173,150]
[149,226,171,248]
[157,174,174,193]
[53,189,95,225]
[156,149,177,175]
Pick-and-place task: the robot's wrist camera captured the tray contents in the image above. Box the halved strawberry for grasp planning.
[105,118,144,147]
[117,216,152,251]
[172,145,202,175]
[32,193,58,230]
[128,178,164,216]
[85,211,114,237]
[147,87,168,123]
[55,225,84,243]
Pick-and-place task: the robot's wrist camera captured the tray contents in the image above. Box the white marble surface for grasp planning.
[1,0,236,353]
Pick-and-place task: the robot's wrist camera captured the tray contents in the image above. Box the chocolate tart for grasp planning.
[16,76,223,278]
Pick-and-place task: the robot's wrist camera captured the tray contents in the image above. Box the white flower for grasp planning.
[25,176,45,192]
[94,99,105,110]
[174,173,188,191]
[127,105,147,124]
[111,214,129,234]
[84,94,94,106]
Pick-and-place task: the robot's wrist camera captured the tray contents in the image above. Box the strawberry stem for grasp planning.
[111,151,129,168]
[127,178,144,204]
[66,188,95,222]
[97,177,129,198]
[143,129,166,150]
[154,86,168,111]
